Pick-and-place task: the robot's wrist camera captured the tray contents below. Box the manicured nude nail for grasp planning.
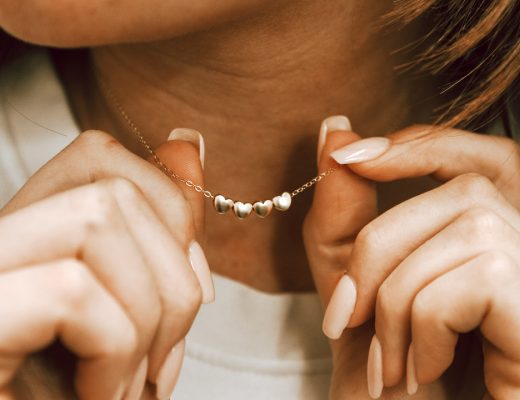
[124,357,148,400]
[406,343,419,395]
[188,240,215,304]
[317,115,352,162]
[322,274,357,339]
[156,340,186,399]
[330,137,391,164]
[168,128,205,168]
[367,335,384,399]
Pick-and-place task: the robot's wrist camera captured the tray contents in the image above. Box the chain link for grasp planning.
[290,167,336,197]
[99,77,336,202]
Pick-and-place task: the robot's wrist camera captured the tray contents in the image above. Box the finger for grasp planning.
[1,130,195,247]
[375,207,520,385]
[304,117,377,307]
[331,125,520,205]
[410,251,520,398]
[108,178,205,379]
[348,173,520,329]
[0,259,136,400]
[152,128,206,242]
[0,182,162,368]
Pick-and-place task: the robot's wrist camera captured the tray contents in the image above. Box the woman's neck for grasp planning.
[58,0,439,292]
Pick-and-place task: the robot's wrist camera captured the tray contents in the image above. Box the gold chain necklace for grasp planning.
[98,78,337,219]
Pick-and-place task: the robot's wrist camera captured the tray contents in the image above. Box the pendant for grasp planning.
[233,202,253,219]
[213,192,291,219]
[272,192,292,211]
[253,200,273,218]
[214,194,234,214]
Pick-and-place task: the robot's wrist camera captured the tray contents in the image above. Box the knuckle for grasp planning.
[495,135,520,156]
[175,282,202,320]
[55,261,138,358]
[451,173,497,199]
[480,250,515,284]
[56,260,95,311]
[101,323,140,359]
[355,223,383,256]
[461,208,504,240]
[77,184,121,232]
[102,177,143,202]
[76,130,121,150]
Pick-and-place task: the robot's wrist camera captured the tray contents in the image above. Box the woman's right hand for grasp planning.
[0,129,211,400]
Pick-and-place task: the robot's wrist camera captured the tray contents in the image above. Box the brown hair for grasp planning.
[389,0,520,131]
[1,1,519,132]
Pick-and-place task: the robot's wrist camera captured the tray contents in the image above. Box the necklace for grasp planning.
[98,78,337,220]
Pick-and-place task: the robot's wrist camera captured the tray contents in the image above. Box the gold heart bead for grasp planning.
[272,192,292,211]
[214,194,234,214]
[253,200,273,218]
[233,202,253,219]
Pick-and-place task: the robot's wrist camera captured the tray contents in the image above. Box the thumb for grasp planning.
[303,116,377,336]
[151,128,206,242]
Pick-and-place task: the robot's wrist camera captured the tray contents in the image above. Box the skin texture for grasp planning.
[1,0,519,398]
[52,0,438,293]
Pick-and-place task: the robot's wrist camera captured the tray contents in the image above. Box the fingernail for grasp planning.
[156,340,186,400]
[168,128,205,169]
[322,274,357,339]
[367,335,383,399]
[406,343,418,395]
[330,137,391,164]
[124,357,148,400]
[317,115,351,163]
[188,240,215,304]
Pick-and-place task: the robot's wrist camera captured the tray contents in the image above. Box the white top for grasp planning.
[0,51,332,399]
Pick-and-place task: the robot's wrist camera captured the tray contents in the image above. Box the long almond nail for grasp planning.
[367,335,383,399]
[188,240,215,304]
[317,115,351,163]
[330,137,390,164]
[124,357,148,400]
[168,128,205,168]
[156,340,186,399]
[322,274,357,339]
[407,343,418,395]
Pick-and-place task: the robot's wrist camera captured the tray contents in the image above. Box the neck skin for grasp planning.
[57,0,438,292]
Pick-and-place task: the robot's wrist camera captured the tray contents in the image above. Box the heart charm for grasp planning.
[233,202,253,219]
[214,194,234,214]
[253,200,273,218]
[272,192,292,211]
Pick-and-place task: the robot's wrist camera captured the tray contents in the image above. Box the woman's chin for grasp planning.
[0,0,276,47]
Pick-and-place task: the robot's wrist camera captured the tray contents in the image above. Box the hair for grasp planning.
[1,0,519,133]
[388,0,520,132]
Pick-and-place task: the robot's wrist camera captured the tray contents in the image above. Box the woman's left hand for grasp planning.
[303,120,520,399]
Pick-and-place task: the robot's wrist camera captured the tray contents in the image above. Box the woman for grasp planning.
[0,0,519,399]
